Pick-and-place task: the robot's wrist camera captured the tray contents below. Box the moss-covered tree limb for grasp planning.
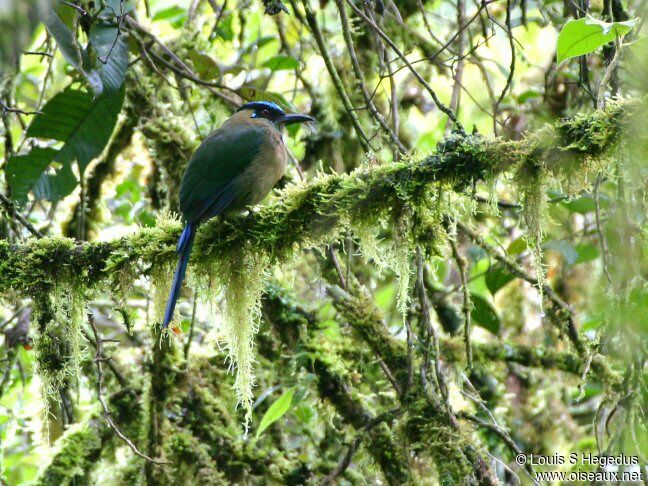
[324,282,497,484]
[33,416,110,486]
[262,284,412,485]
[439,338,619,385]
[0,99,641,296]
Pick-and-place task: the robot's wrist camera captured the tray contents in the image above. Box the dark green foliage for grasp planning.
[5,147,57,203]
[7,85,126,202]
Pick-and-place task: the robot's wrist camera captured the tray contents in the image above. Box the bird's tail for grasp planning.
[162,223,196,329]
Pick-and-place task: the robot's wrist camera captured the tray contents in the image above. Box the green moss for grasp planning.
[556,101,626,156]
[33,418,105,486]
[403,400,473,483]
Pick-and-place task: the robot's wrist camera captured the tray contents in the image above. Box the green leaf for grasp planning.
[293,403,314,424]
[468,257,490,297]
[188,50,221,80]
[574,242,600,264]
[256,388,294,438]
[215,15,235,41]
[152,5,187,27]
[27,85,125,176]
[33,163,78,202]
[241,36,277,55]
[238,87,295,112]
[556,17,638,63]
[485,265,515,294]
[507,238,528,256]
[102,0,135,14]
[5,148,57,203]
[560,193,610,214]
[262,55,300,71]
[44,7,82,71]
[88,23,130,94]
[470,294,501,334]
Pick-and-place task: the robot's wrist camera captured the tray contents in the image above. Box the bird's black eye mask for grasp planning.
[238,101,315,126]
[238,101,285,121]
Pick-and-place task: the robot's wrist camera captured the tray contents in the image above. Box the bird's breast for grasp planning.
[235,128,287,208]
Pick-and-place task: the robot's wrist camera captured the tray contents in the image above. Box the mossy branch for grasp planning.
[33,417,109,486]
[0,99,640,296]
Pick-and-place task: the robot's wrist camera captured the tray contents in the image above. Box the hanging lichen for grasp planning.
[351,207,414,322]
[199,245,269,429]
[31,282,87,437]
[516,159,548,309]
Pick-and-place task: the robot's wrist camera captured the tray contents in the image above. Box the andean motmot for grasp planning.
[162,101,314,329]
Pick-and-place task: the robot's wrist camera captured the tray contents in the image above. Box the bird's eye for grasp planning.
[261,109,270,117]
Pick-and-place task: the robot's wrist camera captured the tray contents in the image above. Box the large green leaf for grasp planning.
[27,85,125,176]
[263,55,300,71]
[557,17,638,62]
[256,388,294,438]
[5,148,57,203]
[44,2,130,95]
[238,87,295,112]
[88,23,130,95]
[33,163,78,202]
[188,50,221,80]
[470,294,501,334]
[485,265,515,295]
[43,7,81,71]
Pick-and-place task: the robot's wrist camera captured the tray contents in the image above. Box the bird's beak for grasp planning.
[277,113,315,125]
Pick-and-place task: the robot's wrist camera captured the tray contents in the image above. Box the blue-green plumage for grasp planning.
[162,101,314,328]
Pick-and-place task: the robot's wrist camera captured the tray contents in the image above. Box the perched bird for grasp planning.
[162,101,314,329]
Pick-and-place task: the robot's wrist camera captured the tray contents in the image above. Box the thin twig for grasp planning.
[493,0,515,135]
[593,173,613,284]
[87,313,169,465]
[415,247,451,413]
[0,100,42,116]
[334,0,406,153]
[344,0,464,133]
[322,408,403,484]
[455,220,586,355]
[302,0,373,153]
[450,236,472,370]
[183,290,198,363]
[327,244,348,291]
[0,193,43,238]
[597,37,623,110]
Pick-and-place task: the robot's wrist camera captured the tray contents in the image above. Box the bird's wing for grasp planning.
[179,124,266,224]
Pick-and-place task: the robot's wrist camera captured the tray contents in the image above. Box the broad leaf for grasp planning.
[33,163,78,202]
[188,50,221,80]
[263,55,300,71]
[5,148,57,203]
[561,193,610,214]
[485,265,515,295]
[574,243,600,264]
[470,293,501,334]
[152,5,187,27]
[88,23,130,94]
[557,17,638,62]
[256,388,294,438]
[21,85,125,200]
[44,7,81,71]
[238,87,295,112]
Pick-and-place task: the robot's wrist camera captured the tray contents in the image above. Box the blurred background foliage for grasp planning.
[0,0,646,483]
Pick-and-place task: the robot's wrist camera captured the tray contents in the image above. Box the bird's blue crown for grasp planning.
[238,101,285,119]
